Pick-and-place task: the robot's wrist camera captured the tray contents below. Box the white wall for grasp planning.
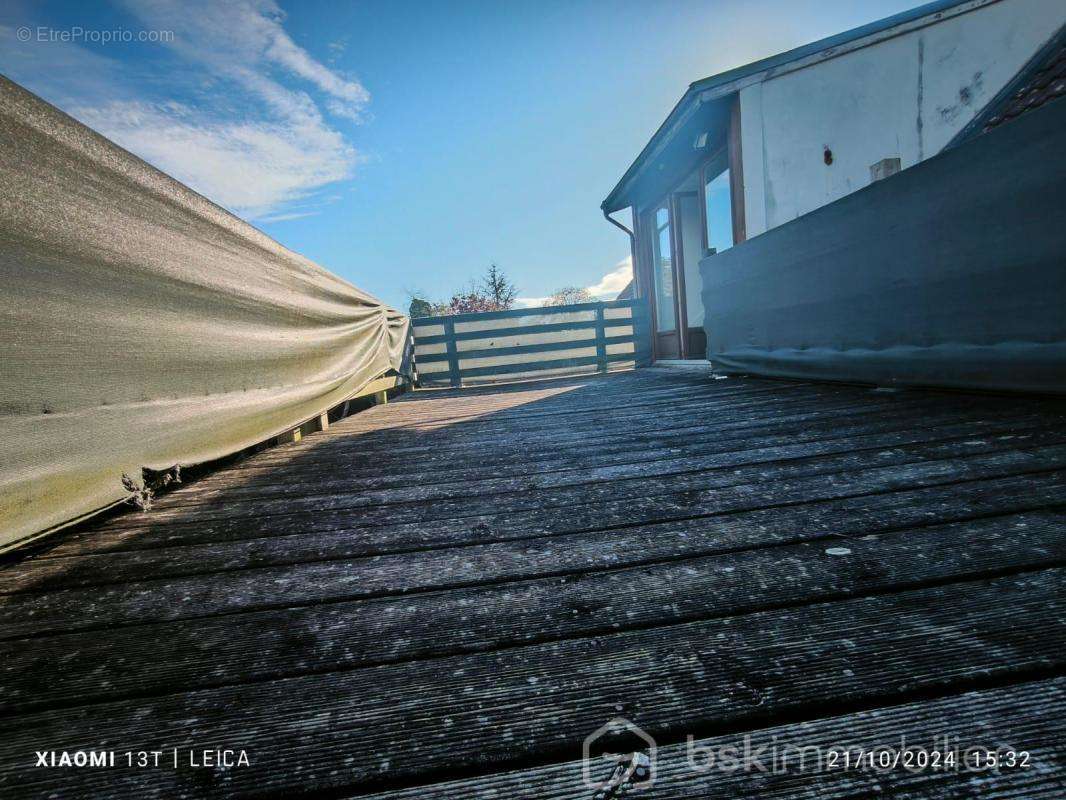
[740,0,1064,237]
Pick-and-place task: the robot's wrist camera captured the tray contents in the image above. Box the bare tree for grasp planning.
[546,286,594,306]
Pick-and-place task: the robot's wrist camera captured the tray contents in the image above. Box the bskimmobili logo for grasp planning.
[582,718,656,797]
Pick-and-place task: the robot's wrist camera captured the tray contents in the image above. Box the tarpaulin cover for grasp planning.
[0,77,410,552]
[701,96,1066,394]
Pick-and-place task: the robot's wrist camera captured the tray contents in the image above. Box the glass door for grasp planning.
[675,192,706,358]
[649,204,681,359]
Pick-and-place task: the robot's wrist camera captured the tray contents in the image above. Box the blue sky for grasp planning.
[1,0,928,311]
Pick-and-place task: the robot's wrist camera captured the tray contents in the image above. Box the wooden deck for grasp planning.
[2,367,1065,798]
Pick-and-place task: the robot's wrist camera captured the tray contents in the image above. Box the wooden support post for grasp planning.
[277,427,301,444]
[372,390,388,406]
[594,305,608,373]
[443,318,462,388]
[314,412,329,431]
[632,300,653,367]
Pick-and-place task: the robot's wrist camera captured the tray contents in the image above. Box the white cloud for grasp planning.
[73,99,354,217]
[0,2,369,219]
[587,256,633,298]
[515,256,633,308]
[257,210,320,223]
[327,37,349,64]
[120,0,369,120]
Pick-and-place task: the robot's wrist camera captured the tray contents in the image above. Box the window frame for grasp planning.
[698,96,746,256]
[698,146,731,257]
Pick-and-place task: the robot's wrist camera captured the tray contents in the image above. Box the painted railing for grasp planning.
[411,299,651,387]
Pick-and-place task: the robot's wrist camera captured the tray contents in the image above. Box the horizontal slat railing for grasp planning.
[412,299,651,387]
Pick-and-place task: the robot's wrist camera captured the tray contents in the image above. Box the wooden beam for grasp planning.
[276,427,301,444]
[273,373,409,444]
[728,94,746,244]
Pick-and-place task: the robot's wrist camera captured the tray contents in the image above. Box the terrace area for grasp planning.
[2,366,1065,798]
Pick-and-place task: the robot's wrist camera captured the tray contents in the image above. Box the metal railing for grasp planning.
[411,299,651,387]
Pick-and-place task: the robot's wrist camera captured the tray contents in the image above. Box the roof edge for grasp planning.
[601,0,997,213]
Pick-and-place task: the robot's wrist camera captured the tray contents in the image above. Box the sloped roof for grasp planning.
[602,0,990,213]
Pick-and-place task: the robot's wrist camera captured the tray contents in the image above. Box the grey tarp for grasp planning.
[0,77,410,552]
[700,96,1066,394]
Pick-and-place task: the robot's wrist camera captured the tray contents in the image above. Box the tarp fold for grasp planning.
[0,77,409,551]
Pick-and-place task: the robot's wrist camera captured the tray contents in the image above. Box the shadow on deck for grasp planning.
[1,367,1065,798]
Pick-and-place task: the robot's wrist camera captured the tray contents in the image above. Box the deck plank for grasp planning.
[4,501,1066,638]
[1,369,1064,798]
[7,469,1066,592]
[142,408,1063,509]
[39,440,1066,559]
[361,677,1066,799]
[0,571,1061,797]
[11,416,1065,583]
[149,387,1045,470]
[2,511,1062,714]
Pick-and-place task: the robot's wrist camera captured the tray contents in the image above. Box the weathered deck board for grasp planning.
[41,441,1066,561]
[3,503,1065,639]
[148,386,1043,473]
[1,572,1062,797]
[76,382,1053,502]
[3,511,1062,714]
[1,369,1064,798]
[362,677,1066,799]
[140,408,1063,509]
[10,417,1063,586]
[7,469,1066,593]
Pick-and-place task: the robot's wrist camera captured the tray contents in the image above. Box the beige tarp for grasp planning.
[0,77,410,552]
